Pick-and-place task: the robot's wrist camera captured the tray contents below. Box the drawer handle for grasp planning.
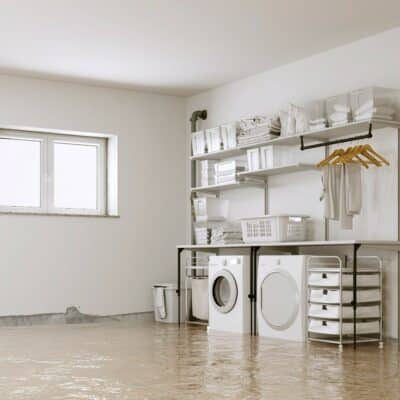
[323,289,328,295]
[322,321,327,326]
[322,305,327,310]
[322,273,327,279]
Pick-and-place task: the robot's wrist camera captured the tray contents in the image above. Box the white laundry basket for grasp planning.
[152,283,181,323]
[191,277,209,320]
[241,215,308,243]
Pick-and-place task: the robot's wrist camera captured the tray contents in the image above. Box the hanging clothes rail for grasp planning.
[300,123,373,151]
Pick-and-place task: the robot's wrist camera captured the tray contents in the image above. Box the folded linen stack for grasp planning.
[200,160,217,187]
[211,223,243,245]
[238,115,280,147]
[353,100,395,122]
[194,227,212,245]
[328,104,352,127]
[214,160,246,185]
[309,118,328,131]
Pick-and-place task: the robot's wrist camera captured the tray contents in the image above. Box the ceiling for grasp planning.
[0,0,400,96]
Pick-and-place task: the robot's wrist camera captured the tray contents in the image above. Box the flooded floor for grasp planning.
[0,320,399,399]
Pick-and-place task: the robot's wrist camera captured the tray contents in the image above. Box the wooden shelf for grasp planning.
[191,180,265,193]
[238,163,316,178]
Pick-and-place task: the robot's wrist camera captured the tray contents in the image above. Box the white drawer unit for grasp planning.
[306,256,383,350]
[309,288,381,304]
[309,319,380,336]
[308,272,380,288]
[308,304,380,320]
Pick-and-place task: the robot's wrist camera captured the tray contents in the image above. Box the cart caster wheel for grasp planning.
[379,341,384,349]
[338,344,343,353]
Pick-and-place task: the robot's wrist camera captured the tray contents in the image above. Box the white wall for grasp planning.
[186,27,400,337]
[0,74,186,316]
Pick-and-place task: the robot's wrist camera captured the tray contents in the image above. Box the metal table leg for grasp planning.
[177,248,183,325]
[353,244,360,348]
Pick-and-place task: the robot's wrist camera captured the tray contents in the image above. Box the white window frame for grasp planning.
[0,130,107,216]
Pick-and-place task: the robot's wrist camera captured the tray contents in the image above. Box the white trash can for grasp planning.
[191,277,209,321]
[152,283,180,323]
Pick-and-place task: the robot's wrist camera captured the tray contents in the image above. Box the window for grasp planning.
[0,130,107,215]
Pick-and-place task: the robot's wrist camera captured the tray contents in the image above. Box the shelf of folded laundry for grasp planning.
[238,163,316,178]
[245,119,400,149]
[190,119,400,161]
[191,180,265,193]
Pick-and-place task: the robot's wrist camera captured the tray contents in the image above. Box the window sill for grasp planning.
[0,211,120,218]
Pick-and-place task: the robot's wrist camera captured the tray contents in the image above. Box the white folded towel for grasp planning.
[333,104,351,113]
[330,111,350,123]
[355,106,395,116]
[355,99,386,115]
[355,113,393,122]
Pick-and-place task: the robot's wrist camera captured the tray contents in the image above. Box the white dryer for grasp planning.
[257,255,308,341]
[208,255,251,334]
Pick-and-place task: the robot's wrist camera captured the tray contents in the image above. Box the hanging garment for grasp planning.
[345,163,362,215]
[321,164,362,229]
[321,165,341,220]
[339,165,353,230]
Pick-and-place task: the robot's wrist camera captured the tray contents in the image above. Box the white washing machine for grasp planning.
[208,255,251,334]
[257,255,308,341]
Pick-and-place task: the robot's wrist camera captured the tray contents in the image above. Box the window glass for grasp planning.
[54,142,98,210]
[0,138,41,207]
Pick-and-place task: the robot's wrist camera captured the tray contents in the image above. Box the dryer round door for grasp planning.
[260,270,299,330]
[210,269,238,314]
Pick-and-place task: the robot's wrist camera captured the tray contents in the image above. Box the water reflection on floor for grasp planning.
[0,320,398,399]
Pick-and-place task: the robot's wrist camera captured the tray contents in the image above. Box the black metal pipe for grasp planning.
[300,123,373,150]
[190,110,207,132]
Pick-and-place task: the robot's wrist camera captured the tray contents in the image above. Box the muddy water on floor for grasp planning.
[0,321,399,399]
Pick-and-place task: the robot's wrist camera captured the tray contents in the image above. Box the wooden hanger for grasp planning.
[363,144,390,166]
[316,148,345,168]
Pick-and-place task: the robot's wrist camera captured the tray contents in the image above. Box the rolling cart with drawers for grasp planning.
[307,255,383,351]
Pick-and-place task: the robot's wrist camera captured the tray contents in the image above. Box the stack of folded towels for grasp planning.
[214,160,246,185]
[328,104,352,127]
[353,100,396,122]
[238,115,280,147]
[211,223,243,245]
[309,117,328,131]
[194,227,212,245]
[200,160,217,187]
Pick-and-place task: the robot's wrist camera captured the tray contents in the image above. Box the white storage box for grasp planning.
[191,277,209,320]
[152,283,183,323]
[309,319,380,335]
[247,148,261,171]
[191,131,206,155]
[305,99,327,131]
[308,304,380,319]
[241,215,308,243]
[326,92,352,127]
[200,160,217,187]
[205,127,222,153]
[215,160,246,175]
[308,272,380,288]
[309,288,381,304]
[350,87,400,122]
[220,123,238,149]
[193,198,229,222]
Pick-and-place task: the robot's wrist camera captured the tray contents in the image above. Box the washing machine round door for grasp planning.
[210,269,238,313]
[260,270,299,330]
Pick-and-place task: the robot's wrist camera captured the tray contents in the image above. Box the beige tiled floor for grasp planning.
[0,320,399,399]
